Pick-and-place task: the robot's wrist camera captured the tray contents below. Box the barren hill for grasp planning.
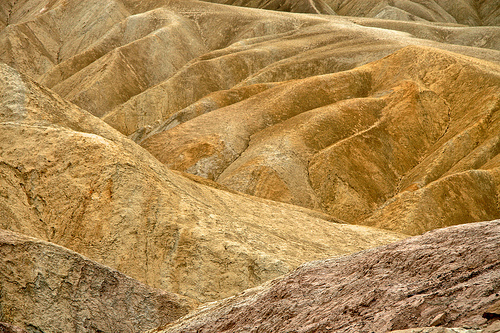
[1,0,500,332]
[141,45,500,235]
[0,62,404,304]
[203,0,500,26]
[201,0,336,15]
[3,0,499,235]
[326,0,500,26]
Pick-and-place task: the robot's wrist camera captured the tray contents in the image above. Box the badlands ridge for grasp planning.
[0,0,500,332]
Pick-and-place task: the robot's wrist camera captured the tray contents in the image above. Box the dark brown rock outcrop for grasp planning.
[483,299,500,319]
[157,220,500,333]
[0,229,195,333]
[0,323,28,333]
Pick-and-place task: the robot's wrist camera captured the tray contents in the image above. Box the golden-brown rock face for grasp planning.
[141,45,500,235]
[1,0,500,331]
[20,0,493,237]
[0,63,404,304]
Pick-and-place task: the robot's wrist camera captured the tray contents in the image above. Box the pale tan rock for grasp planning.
[483,321,500,333]
[0,229,195,333]
[44,7,208,117]
[0,0,131,79]
[0,63,405,303]
[156,221,500,333]
[429,313,447,327]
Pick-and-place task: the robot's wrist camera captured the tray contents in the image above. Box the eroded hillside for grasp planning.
[204,0,500,26]
[0,63,404,304]
[1,0,500,332]
[2,0,500,235]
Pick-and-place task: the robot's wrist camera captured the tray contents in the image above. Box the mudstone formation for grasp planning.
[0,0,499,332]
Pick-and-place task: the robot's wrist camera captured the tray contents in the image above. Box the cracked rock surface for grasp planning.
[157,220,500,333]
[1,0,500,332]
[0,229,196,333]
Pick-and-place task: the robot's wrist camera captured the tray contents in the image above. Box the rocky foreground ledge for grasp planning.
[156,220,500,333]
[0,229,196,333]
[1,220,499,333]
